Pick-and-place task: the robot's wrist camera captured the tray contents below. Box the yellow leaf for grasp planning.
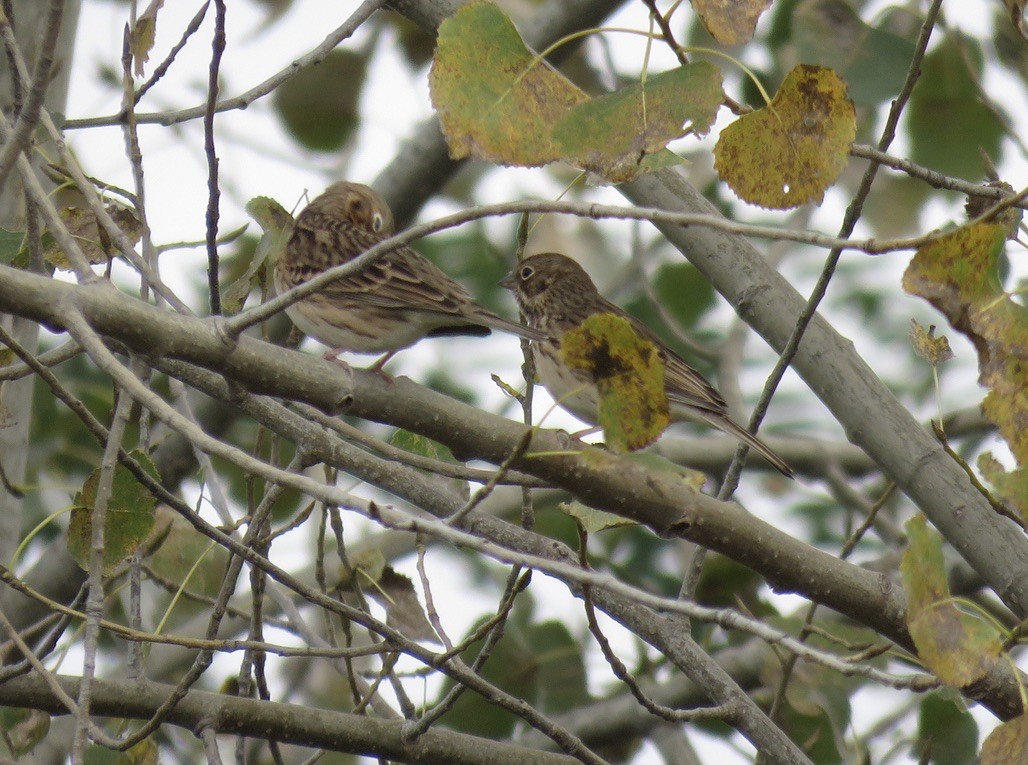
[977,453,1028,526]
[909,319,954,367]
[130,0,165,77]
[903,223,1027,468]
[981,714,1028,765]
[714,64,856,208]
[561,313,669,453]
[44,204,143,270]
[337,548,386,591]
[692,0,773,45]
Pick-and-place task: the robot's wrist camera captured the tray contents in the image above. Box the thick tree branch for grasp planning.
[0,265,1021,718]
[620,171,1028,619]
[0,673,582,765]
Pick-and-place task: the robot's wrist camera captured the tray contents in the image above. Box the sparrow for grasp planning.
[274,181,546,368]
[501,252,793,476]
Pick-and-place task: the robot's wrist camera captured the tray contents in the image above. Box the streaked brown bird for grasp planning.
[274,182,546,368]
[501,252,793,477]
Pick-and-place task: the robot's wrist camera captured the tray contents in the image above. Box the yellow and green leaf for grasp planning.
[714,64,855,209]
[430,0,722,182]
[899,515,1003,688]
[561,313,669,453]
[69,451,160,575]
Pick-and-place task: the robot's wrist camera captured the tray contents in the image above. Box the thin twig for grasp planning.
[229,196,985,339]
[0,0,65,188]
[204,0,227,315]
[718,0,948,497]
[63,0,388,130]
[132,1,211,105]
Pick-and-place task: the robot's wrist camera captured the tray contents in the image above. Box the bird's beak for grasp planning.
[498,273,515,289]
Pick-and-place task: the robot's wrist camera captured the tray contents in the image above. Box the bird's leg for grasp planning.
[550,425,601,451]
[320,347,396,380]
[366,349,398,379]
[321,347,353,371]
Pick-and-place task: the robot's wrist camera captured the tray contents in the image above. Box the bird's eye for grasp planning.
[371,212,384,232]
[519,265,534,281]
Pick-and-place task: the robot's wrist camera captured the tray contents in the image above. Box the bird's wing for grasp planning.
[296,208,472,313]
[660,354,728,415]
[328,248,472,313]
[294,212,547,340]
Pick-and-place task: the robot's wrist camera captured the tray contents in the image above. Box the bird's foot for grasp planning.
[570,425,602,441]
[322,348,354,373]
[365,350,398,381]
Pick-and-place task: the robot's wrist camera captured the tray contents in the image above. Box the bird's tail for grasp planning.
[474,309,550,343]
[702,413,794,478]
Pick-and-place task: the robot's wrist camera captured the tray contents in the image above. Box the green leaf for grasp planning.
[0,227,25,266]
[529,621,589,714]
[389,428,469,501]
[777,700,843,764]
[148,511,231,599]
[695,554,770,613]
[411,224,508,312]
[793,0,917,106]
[389,429,457,464]
[69,451,159,575]
[430,0,586,166]
[863,174,930,238]
[437,615,587,736]
[559,499,638,534]
[273,49,368,152]
[916,692,979,765]
[437,616,539,737]
[222,196,293,314]
[389,12,436,68]
[621,451,706,488]
[907,33,1005,180]
[551,62,723,182]
[0,707,50,756]
[84,738,158,764]
[653,261,717,330]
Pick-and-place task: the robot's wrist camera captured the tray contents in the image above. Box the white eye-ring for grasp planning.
[371,212,385,232]
[519,265,534,280]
